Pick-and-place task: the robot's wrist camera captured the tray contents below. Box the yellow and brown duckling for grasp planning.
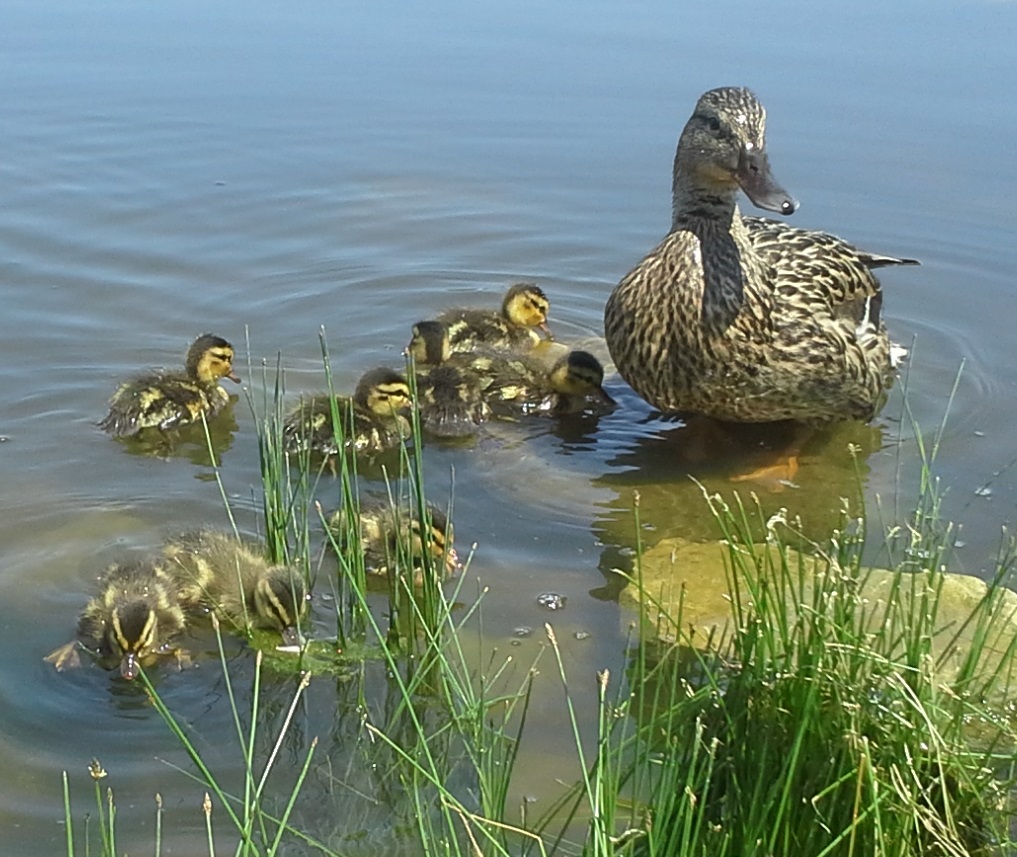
[45,560,190,680]
[416,364,492,439]
[484,350,616,417]
[405,321,490,438]
[99,333,240,437]
[282,367,413,457]
[604,87,917,425]
[325,500,459,586]
[161,530,308,645]
[437,282,552,353]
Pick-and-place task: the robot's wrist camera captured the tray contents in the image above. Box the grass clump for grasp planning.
[606,492,1017,855]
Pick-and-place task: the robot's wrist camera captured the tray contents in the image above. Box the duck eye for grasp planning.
[707,116,721,133]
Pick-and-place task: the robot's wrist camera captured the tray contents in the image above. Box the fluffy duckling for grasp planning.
[484,350,616,417]
[437,282,551,353]
[45,560,189,680]
[405,323,490,438]
[325,500,459,586]
[416,365,491,439]
[99,333,241,437]
[161,530,308,645]
[282,367,413,457]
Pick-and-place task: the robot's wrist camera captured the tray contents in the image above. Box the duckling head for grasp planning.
[353,367,413,418]
[673,87,796,220]
[405,320,451,366]
[252,566,308,646]
[502,283,551,336]
[106,600,162,680]
[186,333,242,385]
[548,351,615,406]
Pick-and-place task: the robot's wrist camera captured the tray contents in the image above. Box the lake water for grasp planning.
[3,0,1017,851]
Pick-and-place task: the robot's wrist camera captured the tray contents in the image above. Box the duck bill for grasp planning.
[594,387,617,408]
[280,626,301,647]
[538,322,553,340]
[737,147,798,216]
[120,653,140,681]
[227,370,242,384]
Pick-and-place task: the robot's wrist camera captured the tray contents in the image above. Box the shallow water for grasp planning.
[3,0,1017,851]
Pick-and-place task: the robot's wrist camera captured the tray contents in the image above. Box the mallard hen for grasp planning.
[604,86,917,424]
[99,333,240,437]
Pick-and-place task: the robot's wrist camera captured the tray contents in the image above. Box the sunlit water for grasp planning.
[3,0,1017,851]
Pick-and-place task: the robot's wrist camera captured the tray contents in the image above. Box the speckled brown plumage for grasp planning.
[604,87,917,424]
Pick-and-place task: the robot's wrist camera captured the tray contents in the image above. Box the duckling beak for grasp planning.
[227,370,242,384]
[594,386,617,408]
[120,653,140,680]
[538,322,553,339]
[736,146,798,216]
[280,625,301,647]
[444,546,461,575]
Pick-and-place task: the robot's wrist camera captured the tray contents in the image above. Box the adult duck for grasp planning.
[604,86,916,425]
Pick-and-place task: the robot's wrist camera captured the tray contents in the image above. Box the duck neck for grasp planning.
[670,164,740,233]
[671,166,770,335]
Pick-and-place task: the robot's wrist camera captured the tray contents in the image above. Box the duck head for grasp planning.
[673,87,798,220]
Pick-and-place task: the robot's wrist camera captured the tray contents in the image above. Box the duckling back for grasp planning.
[162,530,307,642]
[416,364,490,438]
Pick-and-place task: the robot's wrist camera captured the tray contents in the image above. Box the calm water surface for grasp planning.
[3,0,1017,851]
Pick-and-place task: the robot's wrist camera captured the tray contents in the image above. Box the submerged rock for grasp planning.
[617,536,1017,681]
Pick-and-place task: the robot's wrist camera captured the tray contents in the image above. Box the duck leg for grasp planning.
[728,421,813,489]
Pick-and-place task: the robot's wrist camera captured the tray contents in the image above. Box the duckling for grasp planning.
[325,500,459,586]
[44,560,189,680]
[99,333,241,437]
[282,367,413,457]
[437,282,552,353]
[161,530,308,645]
[416,365,492,439]
[405,322,490,438]
[482,350,615,418]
